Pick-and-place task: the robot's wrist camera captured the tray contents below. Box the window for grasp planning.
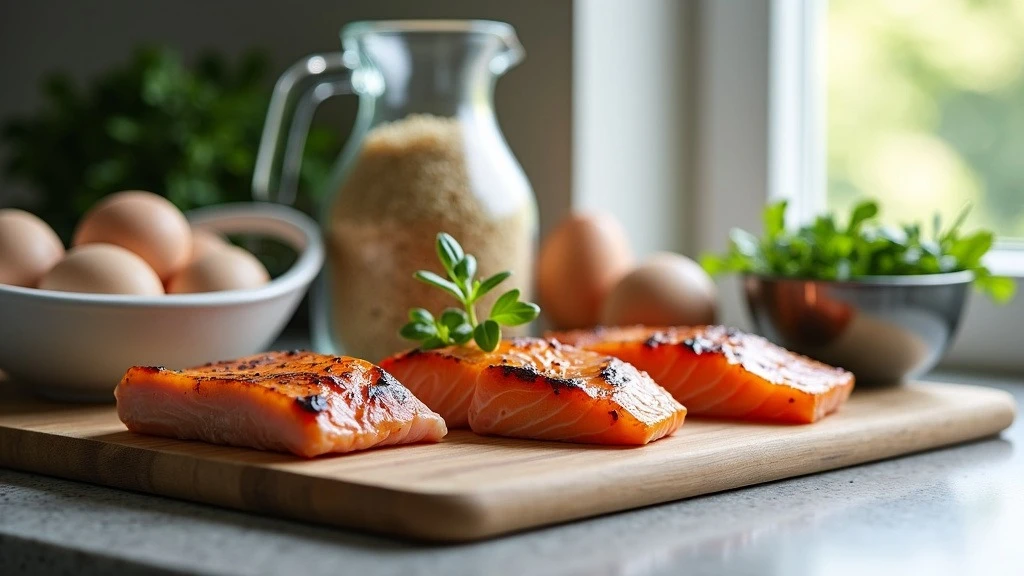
[828,0,1024,244]
[821,0,1024,370]
[693,0,1024,372]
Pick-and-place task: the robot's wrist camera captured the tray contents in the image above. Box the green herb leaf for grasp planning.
[475,271,512,300]
[399,321,436,341]
[473,320,502,352]
[879,226,907,247]
[846,200,878,234]
[487,288,540,326]
[440,308,470,331]
[450,323,474,345]
[419,336,448,350]
[413,270,465,301]
[764,200,787,239]
[491,301,541,326]
[436,233,465,277]
[943,204,972,242]
[453,254,477,294]
[974,270,1017,304]
[490,289,521,317]
[985,276,1017,304]
[700,254,727,275]
[949,231,993,268]
[408,308,434,324]
[729,228,761,258]
[434,322,450,343]
[831,235,854,259]
[454,254,477,281]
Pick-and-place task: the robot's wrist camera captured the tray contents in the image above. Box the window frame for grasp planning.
[691,0,1024,373]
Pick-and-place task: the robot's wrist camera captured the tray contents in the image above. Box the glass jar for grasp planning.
[254,20,537,361]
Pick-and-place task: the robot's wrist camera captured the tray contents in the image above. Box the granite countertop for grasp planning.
[1,370,1021,576]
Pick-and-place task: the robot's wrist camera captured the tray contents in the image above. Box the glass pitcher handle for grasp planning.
[253,52,352,205]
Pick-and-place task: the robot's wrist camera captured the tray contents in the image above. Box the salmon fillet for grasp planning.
[378,345,491,428]
[380,338,686,445]
[115,351,447,457]
[549,326,854,424]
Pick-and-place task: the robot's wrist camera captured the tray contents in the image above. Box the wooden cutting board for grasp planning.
[0,381,1014,542]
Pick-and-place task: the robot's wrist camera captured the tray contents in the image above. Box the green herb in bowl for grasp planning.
[400,233,540,352]
[701,200,1015,303]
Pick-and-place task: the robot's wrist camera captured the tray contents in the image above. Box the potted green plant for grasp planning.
[702,200,1015,383]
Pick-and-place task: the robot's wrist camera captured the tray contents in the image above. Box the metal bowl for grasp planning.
[743,272,972,385]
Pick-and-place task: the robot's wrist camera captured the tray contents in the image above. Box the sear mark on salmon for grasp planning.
[681,336,722,355]
[499,364,585,395]
[643,332,672,348]
[369,370,409,402]
[598,358,633,387]
[296,394,328,413]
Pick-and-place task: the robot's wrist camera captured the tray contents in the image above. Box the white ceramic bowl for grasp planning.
[0,202,324,402]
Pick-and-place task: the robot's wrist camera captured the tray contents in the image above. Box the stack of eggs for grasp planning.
[0,191,269,295]
[537,213,718,330]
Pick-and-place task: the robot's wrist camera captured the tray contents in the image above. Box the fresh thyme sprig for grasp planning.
[400,233,540,352]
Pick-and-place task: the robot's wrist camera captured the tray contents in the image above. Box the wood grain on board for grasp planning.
[0,381,1015,541]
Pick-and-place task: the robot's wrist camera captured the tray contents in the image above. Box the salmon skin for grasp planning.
[115,351,447,458]
[549,326,854,424]
[380,338,686,445]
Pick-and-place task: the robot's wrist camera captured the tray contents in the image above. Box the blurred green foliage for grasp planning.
[2,46,341,242]
[829,0,1024,240]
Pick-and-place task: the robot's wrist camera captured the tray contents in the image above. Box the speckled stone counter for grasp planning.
[1,371,1021,576]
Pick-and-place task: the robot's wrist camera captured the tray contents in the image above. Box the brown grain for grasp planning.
[327,115,535,361]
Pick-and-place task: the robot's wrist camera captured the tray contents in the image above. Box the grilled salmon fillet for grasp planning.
[549,326,854,424]
[115,351,447,457]
[380,338,686,445]
[378,344,490,428]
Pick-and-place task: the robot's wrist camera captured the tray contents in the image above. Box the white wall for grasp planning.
[692,0,772,329]
[572,0,693,258]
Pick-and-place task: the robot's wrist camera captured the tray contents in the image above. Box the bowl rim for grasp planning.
[0,202,324,308]
[742,269,975,287]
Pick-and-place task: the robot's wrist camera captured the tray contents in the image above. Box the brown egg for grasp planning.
[73,190,192,281]
[537,213,634,329]
[0,209,65,288]
[167,246,270,294]
[601,252,717,327]
[39,244,164,295]
[190,227,229,262]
